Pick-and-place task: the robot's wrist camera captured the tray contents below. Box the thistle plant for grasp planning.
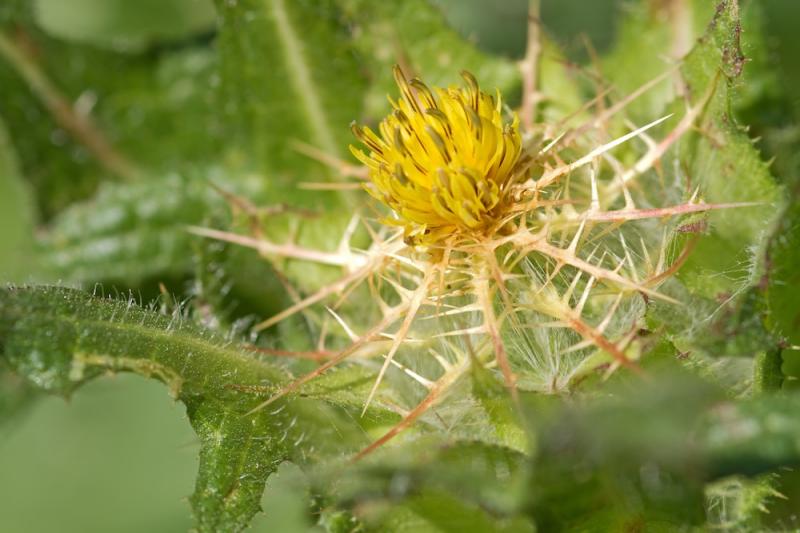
[1,0,797,531]
[192,61,749,457]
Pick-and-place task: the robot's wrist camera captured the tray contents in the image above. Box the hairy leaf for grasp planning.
[766,199,800,348]
[641,0,782,370]
[0,286,395,532]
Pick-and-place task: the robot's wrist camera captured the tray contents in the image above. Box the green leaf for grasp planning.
[766,196,800,387]
[214,0,365,193]
[337,0,520,118]
[601,0,714,120]
[37,170,303,336]
[766,199,800,348]
[33,0,216,51]
[39,173,233,286]
[97,46,223,176]
[384,490,535,533]
[0,25,105,216]
[193,233,293,328]
[470,363,529,453]
[524,374,714,531]
[677,1,780,300]
[638,1,782,373]
[601,0,777,121]
[329,438,530,527]
[0,114,36,283]
[752,348,783,394]
[212,0,373,301]
[524,370,800,531]
[705,475,780,532]
[0,17,222,218]
[701,393,800,479]
[0,285,394,532]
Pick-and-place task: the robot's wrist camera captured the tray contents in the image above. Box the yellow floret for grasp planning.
[351,66,527,245]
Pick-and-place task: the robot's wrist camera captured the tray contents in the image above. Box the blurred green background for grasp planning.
[1,0,799,531]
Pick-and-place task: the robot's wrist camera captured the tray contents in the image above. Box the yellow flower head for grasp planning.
[351,66,527,245]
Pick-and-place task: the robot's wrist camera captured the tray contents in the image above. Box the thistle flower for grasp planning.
[351,67,529,245]
[192,64,750,459]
